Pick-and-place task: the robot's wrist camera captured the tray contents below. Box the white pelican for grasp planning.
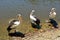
[7,14,21,32]
[49,8,56,19]
[30,10,41,29]
[30,10,40,25]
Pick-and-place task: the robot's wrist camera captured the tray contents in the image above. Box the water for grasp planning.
[0,0,60,21]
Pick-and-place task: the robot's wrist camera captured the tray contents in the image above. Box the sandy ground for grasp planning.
[10,27,60,40]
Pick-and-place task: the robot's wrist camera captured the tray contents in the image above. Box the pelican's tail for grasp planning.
[35,18,40,25]
[7,25,12,33]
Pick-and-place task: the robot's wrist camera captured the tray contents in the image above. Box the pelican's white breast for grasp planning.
[14,21,20,25]
[53,12,56,15]
[49,12,56,18]
[30,15,36,21]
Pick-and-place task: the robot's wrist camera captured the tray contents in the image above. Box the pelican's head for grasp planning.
[51,8,56,12]
[16,14,22,20]
[32,10,35,13]
[17,14,21,17]
[30,10,35,15]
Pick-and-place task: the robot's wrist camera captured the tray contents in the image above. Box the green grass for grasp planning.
[0,18,60,40]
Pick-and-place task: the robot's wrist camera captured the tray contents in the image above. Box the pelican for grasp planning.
[30,10,41,29]
[7,14,21,33]
[49,8,56,19]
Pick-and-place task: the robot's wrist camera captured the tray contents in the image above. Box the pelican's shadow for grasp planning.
[8,31,25,38]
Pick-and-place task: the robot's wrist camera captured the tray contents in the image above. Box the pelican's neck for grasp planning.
[51,10,55,13]
[30,12,34,16]
[18,16,22,24]
[17,16,21,20]
[17,17,20,20]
